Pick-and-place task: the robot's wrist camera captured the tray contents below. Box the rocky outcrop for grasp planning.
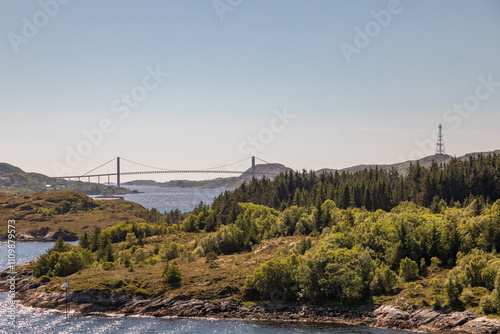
[8,276,500,334]
[372,304,500,334]
[0,227,78,242]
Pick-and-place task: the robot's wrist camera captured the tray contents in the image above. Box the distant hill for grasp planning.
[0,163,24,175]
[318,154,453,175]
[0,162,134,195]
[102,149,500,190]
[318,149,500,175]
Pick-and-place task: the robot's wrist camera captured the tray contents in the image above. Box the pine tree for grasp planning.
[80,232,90,249]
[52,236,66,253]
[340,185,351,209]
[90,227,101,252]
[162,261,182,286]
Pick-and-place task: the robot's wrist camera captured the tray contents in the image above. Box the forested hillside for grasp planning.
[211,153,500,218]
[24,153,500,316]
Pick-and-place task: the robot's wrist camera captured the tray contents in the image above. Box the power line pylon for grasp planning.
[436,124,445,155]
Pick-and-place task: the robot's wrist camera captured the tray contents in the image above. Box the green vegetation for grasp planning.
[211,153,500,213]
[162,261,182,286]
[24,153,500,317]
[33,237,93,277]
[0,191,179,236]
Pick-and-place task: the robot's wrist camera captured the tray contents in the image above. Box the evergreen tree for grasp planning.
[90,227,101,252]
[80,232,90,249]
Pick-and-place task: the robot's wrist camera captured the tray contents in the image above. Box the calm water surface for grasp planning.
[98,186,230,213]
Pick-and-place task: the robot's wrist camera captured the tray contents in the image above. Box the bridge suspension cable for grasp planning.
[54,156,276,182]
[81,158,117,176]
[120,157,175,171]
[255,157,273,165]
[200,157,250,171]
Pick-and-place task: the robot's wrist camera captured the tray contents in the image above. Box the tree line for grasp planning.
[211,153,500,218]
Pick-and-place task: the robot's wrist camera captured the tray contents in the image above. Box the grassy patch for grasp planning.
[0,191,149,236]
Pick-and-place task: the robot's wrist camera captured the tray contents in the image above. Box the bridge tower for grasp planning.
[436,124,445,155]
[252,156,256,179]
[117,157,121,188]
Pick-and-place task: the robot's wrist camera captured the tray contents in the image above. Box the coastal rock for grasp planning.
[373,305,412,329]
[11,276,500,334]
[456,316,500,334]
[220,299,238,312]
[46,230,79,241]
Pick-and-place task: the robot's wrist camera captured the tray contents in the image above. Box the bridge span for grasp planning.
[53,156,262,188]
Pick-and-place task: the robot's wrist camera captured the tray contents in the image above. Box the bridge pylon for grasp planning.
[117,157,121,188]
[252,156,256,179]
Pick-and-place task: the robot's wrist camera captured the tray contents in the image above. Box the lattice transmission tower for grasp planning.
[436,124,445,155]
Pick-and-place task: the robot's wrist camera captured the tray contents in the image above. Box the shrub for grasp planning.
[430,257,442,270]
[33,246,93,278]
[449,249,494,288]
[480,294,497,314]
[101,262,115,271]
[39,275,50,283]
[162,261,182,287]
[370,263,398,295]
[132,248,149,263]
[198,224,249,255]
[432,296,443,310]
[160,242,179,261]
[444,277,463,309]
[244,258,295,302]
[182,214,199,232]
[481,267,497,291]
[399,258,419,282]
[460,288,476,307]
[205,251,218,268]
[126,232,137,247]
[52,236,71,253]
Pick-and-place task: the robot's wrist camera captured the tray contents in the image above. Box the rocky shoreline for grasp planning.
[5,274,500,334]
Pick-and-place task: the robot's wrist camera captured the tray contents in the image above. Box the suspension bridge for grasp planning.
[53,156,275,188]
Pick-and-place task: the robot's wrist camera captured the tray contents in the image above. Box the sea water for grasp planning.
[97,186,229,213]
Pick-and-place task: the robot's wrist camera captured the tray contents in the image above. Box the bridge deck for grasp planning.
[53,170,247,179]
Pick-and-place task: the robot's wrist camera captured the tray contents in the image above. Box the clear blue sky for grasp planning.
[1,0,499,182]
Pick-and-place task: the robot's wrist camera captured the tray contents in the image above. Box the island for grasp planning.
[3,153,500,334]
